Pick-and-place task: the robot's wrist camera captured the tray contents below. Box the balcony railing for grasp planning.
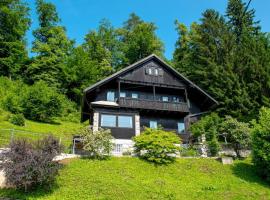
[117,97,189,113]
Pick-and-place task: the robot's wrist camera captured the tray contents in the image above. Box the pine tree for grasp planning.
[0,0,30,79]
[173,2,270,120]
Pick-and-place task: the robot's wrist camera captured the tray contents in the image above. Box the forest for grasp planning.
[0,0,269,123]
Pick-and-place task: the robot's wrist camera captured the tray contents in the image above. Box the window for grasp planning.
[177,121,185,134]
[113,144,123,153]
[120,92,126,98]
[118,116,133,128]
[173,97,180,102]
[107,91,115,101]
[132,93,138,98]
[154,68,158,75]
[162,96,169,102]
[148,68,153,75]
[150,121,158,129]
[101,114,116,127]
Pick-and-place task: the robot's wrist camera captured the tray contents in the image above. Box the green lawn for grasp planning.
[0,110,84,150]
[1,157,269,200]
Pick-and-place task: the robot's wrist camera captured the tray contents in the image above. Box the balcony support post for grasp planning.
[118,80,121,98]
[184,88,190,108]
[153,86,156,100]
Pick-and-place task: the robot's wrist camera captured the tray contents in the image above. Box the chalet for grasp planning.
[81,54,218,154]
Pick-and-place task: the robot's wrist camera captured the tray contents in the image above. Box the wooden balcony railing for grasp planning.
[117,97,189,113]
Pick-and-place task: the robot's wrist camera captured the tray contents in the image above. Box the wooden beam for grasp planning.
[153,85,156,100]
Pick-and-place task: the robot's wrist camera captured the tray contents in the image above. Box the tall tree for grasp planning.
[65,21,114,104]
[0,0,30,79]
[26,0,73,89]
[173,1,270,121]
[118,13,164,68]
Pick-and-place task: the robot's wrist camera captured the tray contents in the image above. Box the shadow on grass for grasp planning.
[0,181,60,200]
[232,161,270,188]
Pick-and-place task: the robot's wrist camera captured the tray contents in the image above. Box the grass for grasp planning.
[0,157,269,200]
[0,110,84,150]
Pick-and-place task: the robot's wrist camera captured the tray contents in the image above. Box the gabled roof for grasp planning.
[83,54,218,105]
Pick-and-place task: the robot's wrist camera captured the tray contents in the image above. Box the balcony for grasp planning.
[117,97,189,113]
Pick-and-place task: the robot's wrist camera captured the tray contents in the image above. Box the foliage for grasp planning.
[173,0,270,121]
[0,135,62,191]
[79,127,114,159]
[252,107,270,182]
[21,81,63,122]
[0,0,30,79]
[118,13,164,67]
[133,127,181,164]
[9,113,25,126]
[180,146,199,157]
[189,113,222,156]
[1,158,270,199]
[220,116,251,158]
[26,0,74,89]
[0,77,76,122]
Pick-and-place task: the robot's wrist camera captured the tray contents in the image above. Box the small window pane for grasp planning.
[178,121,185,134]
[162,96,169,102]
[118,116,133,128]
[101,114,116,127]
[107,91,115,101]
[150,121,157,129]
[154,68,158,75]
[132,93,138,98]
[148,68,152,75]
[120,92,126,98]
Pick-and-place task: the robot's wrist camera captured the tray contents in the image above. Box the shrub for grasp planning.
[22,81,64,122]
[220,116,251,158]
[9,113,25,126]
[133,128,181,164]
[189,113,222,156]
[0,135,62,191]
[79,127,114,159]
[180,146,199,157]
[252,107,270,182]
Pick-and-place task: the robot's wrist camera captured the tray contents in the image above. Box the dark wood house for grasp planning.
[81,54,218,152]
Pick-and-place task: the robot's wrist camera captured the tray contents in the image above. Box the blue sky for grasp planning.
[26,0,270,59]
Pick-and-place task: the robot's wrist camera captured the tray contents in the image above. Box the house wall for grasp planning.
[93,108,139,139]
[121,60,185,87]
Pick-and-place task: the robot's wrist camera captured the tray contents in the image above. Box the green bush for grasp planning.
[79,127,114,159]
[22,81,64,122]
[252,107,270,182]
[220,116,251,158]
[133,128,181,164]
[9,114,25,126]
[189,113,222,156]
[180,146,199,157]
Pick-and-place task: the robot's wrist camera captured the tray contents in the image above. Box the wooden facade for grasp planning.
[81,54,218,143]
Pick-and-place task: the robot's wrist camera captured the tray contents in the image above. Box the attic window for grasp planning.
[145,67,163,76]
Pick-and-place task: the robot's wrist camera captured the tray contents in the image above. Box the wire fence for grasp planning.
[0,129,73,153]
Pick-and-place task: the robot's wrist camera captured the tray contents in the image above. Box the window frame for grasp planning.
[107,91,115,102]
[150,120,158,129]
[177,121,185,134]
[118,115,133,128]
[100,114,117,127]
[131,93,138,99]
[120,92,126,98]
